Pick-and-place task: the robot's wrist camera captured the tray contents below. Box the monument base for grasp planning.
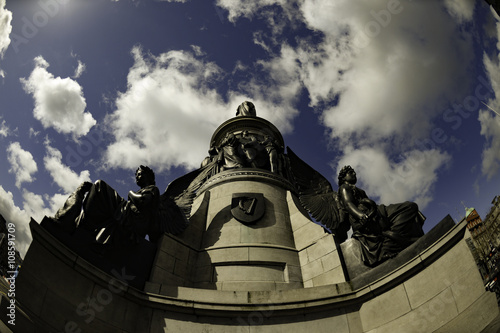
[2,215,497,332]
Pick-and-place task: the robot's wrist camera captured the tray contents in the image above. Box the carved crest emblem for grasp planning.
[231,193,265,224]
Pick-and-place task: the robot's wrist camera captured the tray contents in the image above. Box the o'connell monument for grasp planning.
[2,102,498,332]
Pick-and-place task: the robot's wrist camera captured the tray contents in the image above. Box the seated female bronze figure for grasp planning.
[338,165,425,266]
[287,147,425,267]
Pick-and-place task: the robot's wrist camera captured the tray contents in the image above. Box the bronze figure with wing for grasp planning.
[53,161,217,245]
[286,147,350,242]
[149,159,217,242]
[287,148,425,267]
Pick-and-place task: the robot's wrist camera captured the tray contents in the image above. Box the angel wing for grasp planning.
[286,147,350,242]
[150,159,218,241]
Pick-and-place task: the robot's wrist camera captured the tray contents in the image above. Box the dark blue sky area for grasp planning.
[1,0,500,254]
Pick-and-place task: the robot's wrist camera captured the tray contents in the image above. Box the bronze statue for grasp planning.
[338,165,425,266]
[240,130,260,168]
[287,148,425,267]
[261,134,281,173]
[200,102,286,175]
[210,131,283,174]
[54,166,161,244]
[217,133,246,171]
[53,164,215,245]
[236,101,256,117]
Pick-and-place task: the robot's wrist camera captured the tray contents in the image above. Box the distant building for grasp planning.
[464,198,500,280]
[483,196,500,246]
[466,237,489,278]
[465,207,490,259]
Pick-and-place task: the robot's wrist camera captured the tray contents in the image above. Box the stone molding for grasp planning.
[197,168,296,194]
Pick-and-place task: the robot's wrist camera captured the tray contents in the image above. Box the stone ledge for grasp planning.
[23,212,480,318]
[205,243,298,252]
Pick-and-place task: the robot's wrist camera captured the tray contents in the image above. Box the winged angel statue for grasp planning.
[53,161,217,245]
[287,148,425,267]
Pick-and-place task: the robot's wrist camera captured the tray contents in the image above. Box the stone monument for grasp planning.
[2,102,498,332]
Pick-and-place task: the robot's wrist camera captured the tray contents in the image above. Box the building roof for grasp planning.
[466,207,475,218]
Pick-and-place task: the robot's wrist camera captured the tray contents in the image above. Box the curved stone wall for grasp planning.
[8,216,498,332]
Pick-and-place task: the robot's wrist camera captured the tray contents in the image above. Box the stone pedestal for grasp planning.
[147,169,346,292]
[4,214,497,332]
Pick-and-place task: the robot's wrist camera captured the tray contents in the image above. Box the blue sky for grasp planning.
[1,0,500,256]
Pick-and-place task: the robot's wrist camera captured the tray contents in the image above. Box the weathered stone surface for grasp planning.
[434,291,498,333]
[404,241,480,309]
[291,219,326,252]
[214,264,285,282]
[248,246,299,265]
[359,284,412,331]
[312,266,344,287]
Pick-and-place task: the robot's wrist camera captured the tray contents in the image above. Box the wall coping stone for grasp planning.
[28,214,469,318]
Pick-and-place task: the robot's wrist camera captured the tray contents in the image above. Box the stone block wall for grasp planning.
[357,230,498,332]
[150,178,309,291]
[148,234,198,290]
[288,192,346,287]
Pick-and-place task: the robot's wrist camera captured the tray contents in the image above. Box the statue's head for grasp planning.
[136,165,156,186]
[236,101,256,117]
[338,165,356,186]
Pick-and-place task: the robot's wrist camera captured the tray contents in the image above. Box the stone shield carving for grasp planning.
[231,193,265,224]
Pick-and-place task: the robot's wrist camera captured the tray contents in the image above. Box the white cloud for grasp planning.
[217,1,475,145]
[0,118,12,137]
[0,185,68,257]
[20,56,96,139]
[43,139,91,193]
[336,146,451,210]
[443,0,476,23]
[21,190,54,222]
[0,139,91,257]
[216,0,298,25]
[480,20,500,180]
[29,127,40,138]
[104,46,228,171]
[479,109,500,179]
[190,45,205,57]
[0,186,32,257]
[7,142,38,189]
[156,0,189,3]
[0,0,12,75]
[217,0,474,210]
[0,138,84,256]
[104,45,300,172]
[73,60,86,79]
[228,44,302,133]
[298,1,474,144]
[216,0,476,210]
